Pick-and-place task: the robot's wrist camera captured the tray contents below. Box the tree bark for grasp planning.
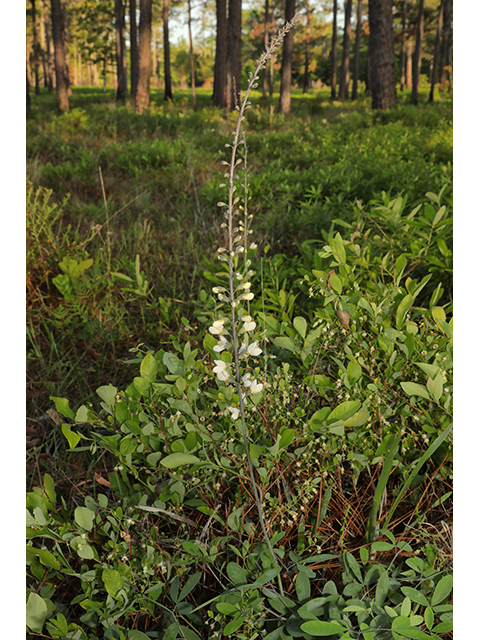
[368,0,397,110]
[405,38,413,89]
[27,64,31,110]
[399,0,407,91]
[338,0,353,101]
[43,0,54,91]
[331,0,338,99]
[226,0,242,111]
[278,0,296,115]
[411,0,424,105]
[262,0,270,98]
[136,0,152,113]
[31,0,41,95]
[428,0,444,102]
[61,1,71,93]
[351,0,363,100]
[187,0,197,110]
[269,0,275,95]
[50,0,69,111]
[439,0,452,90]
[213,0,227,107]
[163,0,172,100]
[129,0,139,98]
[303,0,311,93]
[115,0,128,100]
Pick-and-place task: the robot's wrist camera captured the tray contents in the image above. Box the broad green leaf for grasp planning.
[50,396,75,420]
[392,628,435,639]
[371,541,394,552]
[401,597,411,617]
[431,307,446,326]
[279,428,295,450]
[346,360,362,383]
[274,336,298,353]
[163,351,184,375]
[329,273,343,294]
[75,404,89,422]
[128,631,152,640]
[328,401,361,424]
[394,254,407,285]
[26,592,47,633]
[432,205,446,227]
[400,382,431,400]
[102,568,124,599]
[424,607,434,630]
[304,374,334,389]
[140,353,157,382]
[217,602,240,615]
[309,407,331,431]
[426,373,443,402]
[375,570,390,607]
[61,424,81,449]
[294,316,308,339]
[344,410,370,427]
[170,575,180,602]
[295,570,311,601]
[300,620,347,636]
[74,506,95,531]
[226,562,248,586]
[96,384,118,407]
[248,567,281,589]
[344,551,363,583]
[43,473,56,505]
[160,453,201,468]
[178,571,202,602]
[224,614,245,636]
[415,363,441,378]
[431,574,453,606]
[26,545,61,570]
[77,543,95,559]
[396,294,413,330]
[333,233,347,264]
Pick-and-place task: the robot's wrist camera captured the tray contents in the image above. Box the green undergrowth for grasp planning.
[27,83,452,639]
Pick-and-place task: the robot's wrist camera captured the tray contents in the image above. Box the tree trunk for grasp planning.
[39,4,48,88]
[400,0,407,91]
[262,0,269,98]
[303,0,311,93]
[163,0,172,100]
[405,38,413,89]
[278,0,296,115]
[136,0,152,113]
[129,0,139,98]
[411,0,424,105]
[213,0,227,107]
[439,0,452,90]
[61,1,71,93]
[187,0,197,110]
[50,0,69,111]
[269,0,275,95]
[351,0,363,100]
[115,0,127,100]
[43,0,54,91]
[226,0,242,111]
[368,0,397,110]
[428,0,444,102]
[27,64,31,110]
[331,0,338,99]
[338,0,352,101]
[31,0,41,95]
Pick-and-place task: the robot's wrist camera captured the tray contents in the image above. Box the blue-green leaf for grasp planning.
[300,620,347,636]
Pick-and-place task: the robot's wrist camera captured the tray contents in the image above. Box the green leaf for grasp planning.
[295,570,311,601]
[61,424,81,449]
[26,592,47,633]
[394,254,408,286]
[75,404,89,422]
[333,233,346,264]
[346,360,362,383]
[329,273,343,294]
[226,562,248,586]
[426,373,443,402]
[50,396,75,420]
[279,428,295,450]
[127,632,152,640]
[26,545,61,571]
[424,607,434,630]
[431,574,452,606]
[74,506,95,531]
[294,316,308,339]
[375,570,390,607]
[300,620,347,636]
[43,473,56,504]
[431,306,446,326]
[96,384,118,407]
[309,407,331,431]
[170,575,180,602]
[328,401,362,424]
[392,628,435,639]
[102,568,124,599]
[274,336,298,353]
[140,353,157,383]
[400,382,431,400]
[178,571,202,602]
[163,351,184,375]
[216,602,240,615]
[396,294,413,330]
[160,453,201,468]
[224,614,245,635]
[344,410,370,427]
[344,551,363,583]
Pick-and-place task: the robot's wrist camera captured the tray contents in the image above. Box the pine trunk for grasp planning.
[213,0,227,107]
[31,0,41,95]
[226,0,242,111]
[351,0,363,100]
[278,0,296,115]
[115,0,127,100]
[136,0,152,113]
[368,0,397,110]
[428,0,444,102]
[338,0,353,101]
[411,0,424,104]
[262,0,269,98]
[400,0,407,91]
[163,0,172,100]
[303,0,311,93]
[50,0,69,111]
[129,0,139,98]
[331,0,338,99]
[187,0,196,110]
[439,0,452,89]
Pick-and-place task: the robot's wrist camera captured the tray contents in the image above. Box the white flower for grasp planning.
[213,335,231,353]
[249,379,263,394]
[239,315,256,333]
[213,359,233,382]
[239,340,262,357]
[241,372,252,387]
[209,318,229,336]
[227,406,240,420]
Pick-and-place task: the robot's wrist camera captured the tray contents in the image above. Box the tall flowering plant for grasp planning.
[207,16,300,569]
